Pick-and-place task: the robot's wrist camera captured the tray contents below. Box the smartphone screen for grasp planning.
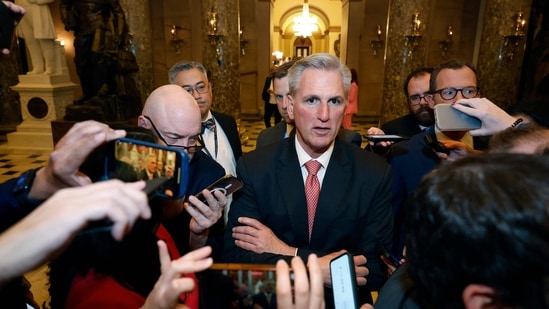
[330,253,359,309]
[79,138,189,199]
[112,138,189,199]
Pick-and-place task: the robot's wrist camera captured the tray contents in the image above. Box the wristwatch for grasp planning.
[11,168,42,206]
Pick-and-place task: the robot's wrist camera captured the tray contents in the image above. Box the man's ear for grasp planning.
[428,98,436,109]
[287,96,295,120]
[137,115,148,128]
[462,284,498,309]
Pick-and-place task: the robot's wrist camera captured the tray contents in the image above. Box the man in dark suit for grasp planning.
[138,154,159,180]
[137,85,227,259]
[256,61,362,148]
[168,60,242,177]
[380,68,434,138]
[169,60,242,223]
[224,54,393,307]
[389,60,489,259]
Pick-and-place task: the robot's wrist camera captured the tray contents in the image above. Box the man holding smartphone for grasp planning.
[138,85,227,260]
[389,59,491,259]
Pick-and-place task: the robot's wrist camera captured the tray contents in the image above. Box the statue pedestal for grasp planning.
[2,74,78,152]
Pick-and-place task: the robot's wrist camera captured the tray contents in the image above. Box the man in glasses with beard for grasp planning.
[366,68,434,154]
[388,59,490,261]
[381,68,434,136]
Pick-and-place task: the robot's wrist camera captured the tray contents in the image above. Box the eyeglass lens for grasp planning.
[183,83,208,95]
[436,87,478,100]
[409,94,430,105]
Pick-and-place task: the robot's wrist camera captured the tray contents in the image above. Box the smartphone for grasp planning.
[194,175,243,204]
[377,241,401,269]
[434,103,481,131]
[423,134,450,155]
[364,134,409,142]
[0,1,16,49]
[330,252,359,309]
[79,137,189,199]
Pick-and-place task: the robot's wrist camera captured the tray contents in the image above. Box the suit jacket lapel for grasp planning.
[310,140,351,243]
[276,137,309,244]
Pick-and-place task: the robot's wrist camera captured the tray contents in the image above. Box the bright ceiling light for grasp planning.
[292,0,318,38]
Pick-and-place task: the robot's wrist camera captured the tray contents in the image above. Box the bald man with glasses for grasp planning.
[137,85,227,260]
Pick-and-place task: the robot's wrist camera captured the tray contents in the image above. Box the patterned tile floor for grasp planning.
[0,119,375,183]
[0,119,375,307]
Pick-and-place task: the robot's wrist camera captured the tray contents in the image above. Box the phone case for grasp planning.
[330,253,359,309]
[435,103,481,131]
[364,134,409,142]
[195,175,243,203]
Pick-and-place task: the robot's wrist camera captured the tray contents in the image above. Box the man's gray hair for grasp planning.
[287,53,351,97]
[168,60,208,84]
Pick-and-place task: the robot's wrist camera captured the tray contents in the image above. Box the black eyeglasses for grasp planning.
[182,83,209,96]
[433,86,479,100]
[408,93,431,107]
[142,115,203,154]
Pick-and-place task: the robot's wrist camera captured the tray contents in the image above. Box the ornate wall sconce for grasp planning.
[438,26,453,57]
[370,25,384,56]
[405,12,423,57]
[207,7,224,65]
[501,11,526,60]
[240,26,248,56]
[169,25,184,55]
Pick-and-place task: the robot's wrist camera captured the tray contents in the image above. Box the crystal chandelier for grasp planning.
[292,0,318,38]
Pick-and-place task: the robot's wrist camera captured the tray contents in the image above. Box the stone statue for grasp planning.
[59,0,141,122]
[14,0,57,75]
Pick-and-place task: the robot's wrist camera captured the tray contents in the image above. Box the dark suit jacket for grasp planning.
[212,111,243,160]
[252,292,276,309]
[163,151,226,260]
[389,126,489,258]
[138,169,159,180]
[224,137,393,303]
[380,114,423,138]
[255,121,362,148]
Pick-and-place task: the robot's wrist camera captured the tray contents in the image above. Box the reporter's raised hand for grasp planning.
[142,243,213,309]
[276,254,325,309]
[452,98,518,136]
[30,121,126,200]
[0,180,150,284]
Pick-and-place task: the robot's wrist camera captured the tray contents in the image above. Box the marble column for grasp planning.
[0,46,23,137]
[201,0,241,119]
[119,0,154,102]
[379,0,430,125]
[476,0,532,109]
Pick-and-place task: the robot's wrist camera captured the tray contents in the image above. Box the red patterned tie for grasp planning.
[305,160,322,241]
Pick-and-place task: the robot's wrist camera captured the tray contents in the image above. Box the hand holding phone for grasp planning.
[377,241,402,269]
[434,103,481,131]
[330,253,359,309]
[79,137,190,199]
[423,134,450,155]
